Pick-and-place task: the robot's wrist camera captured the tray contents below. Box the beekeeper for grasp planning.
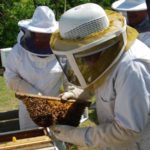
[111,0,150,48]
[4,6,67,130]
[4,6,68,150]
[50,3,150,150]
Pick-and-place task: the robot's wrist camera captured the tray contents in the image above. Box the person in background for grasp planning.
[50,3,150,150]
[111,0,150,48]
[4,6,67,150]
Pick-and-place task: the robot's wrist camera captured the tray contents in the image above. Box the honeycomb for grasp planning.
[15,92,91,127]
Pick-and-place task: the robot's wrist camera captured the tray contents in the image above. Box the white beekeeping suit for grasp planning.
[5,44,64,129]
[49,3,150,150]
[111,0,150,48]
[138,30,150,48]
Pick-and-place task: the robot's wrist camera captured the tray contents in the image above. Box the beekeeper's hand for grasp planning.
[59,84,86,101]
[59,91,76,101]
[50,125,87,146]
[59,87,91,101]
[38,92,42,96]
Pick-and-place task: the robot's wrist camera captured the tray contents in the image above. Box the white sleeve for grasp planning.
[114,60,150,132]
[4,45,40,94]
[53,122,139,148]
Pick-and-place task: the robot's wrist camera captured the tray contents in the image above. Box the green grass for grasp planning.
[0,76,18,112]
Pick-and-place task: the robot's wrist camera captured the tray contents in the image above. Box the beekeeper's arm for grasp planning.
[52,61,149,148]
[4,45,41,94]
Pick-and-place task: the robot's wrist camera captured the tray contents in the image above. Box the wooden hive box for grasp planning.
[0,128,56,150]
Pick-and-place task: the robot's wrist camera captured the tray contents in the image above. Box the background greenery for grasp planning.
[0,0,116,48]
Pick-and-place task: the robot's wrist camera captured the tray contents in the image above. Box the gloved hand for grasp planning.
[59,85,85,101]
[59,91,76,101]
[50,125,87,146]
[38,92,42,96]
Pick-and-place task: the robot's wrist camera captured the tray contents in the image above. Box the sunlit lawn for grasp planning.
[0,75,18,112]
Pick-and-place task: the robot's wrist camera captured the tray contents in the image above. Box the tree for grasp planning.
[0,0,35,47]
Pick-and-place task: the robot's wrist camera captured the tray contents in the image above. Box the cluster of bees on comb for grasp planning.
[15,93,91,127]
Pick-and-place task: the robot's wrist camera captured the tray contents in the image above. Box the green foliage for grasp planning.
[101,0,116,9]
[0,0,35,48]
[0,0,116,48]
